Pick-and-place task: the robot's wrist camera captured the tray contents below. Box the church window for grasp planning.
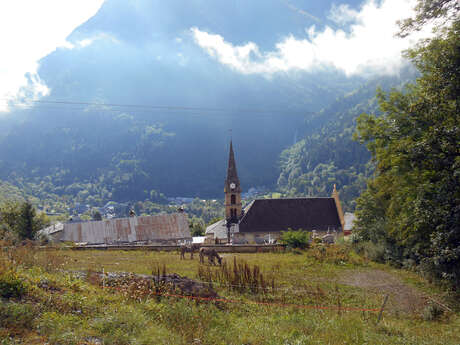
[231,194,236,204]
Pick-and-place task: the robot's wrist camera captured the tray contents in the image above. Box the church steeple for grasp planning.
[224,140,242,220]
[225,140,240,192]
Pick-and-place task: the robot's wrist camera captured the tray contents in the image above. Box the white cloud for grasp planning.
[74,32,120,49]
[0,0,104,112]
[328,4,359,25]
[192,0,433,77]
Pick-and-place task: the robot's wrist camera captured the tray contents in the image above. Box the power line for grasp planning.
[2,98,316,116]
[5,104,309,120]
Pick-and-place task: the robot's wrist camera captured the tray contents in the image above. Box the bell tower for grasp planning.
[224,140,242,221]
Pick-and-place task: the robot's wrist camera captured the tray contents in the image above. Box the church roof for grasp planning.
[205,219,238,239]
[238,198,342,233]
[225,140,240,190]
[205,219,226,236]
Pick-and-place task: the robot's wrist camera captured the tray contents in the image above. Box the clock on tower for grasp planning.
[224,141,242,221]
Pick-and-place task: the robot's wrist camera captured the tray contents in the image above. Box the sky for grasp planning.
[0,0,104,112]
[192,0,429,76]
[0,0,431,113]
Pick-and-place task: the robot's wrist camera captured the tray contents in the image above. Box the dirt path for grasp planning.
[340,269,427,314]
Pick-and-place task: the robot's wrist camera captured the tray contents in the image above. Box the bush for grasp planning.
[0,302,36,329]
[38,311,84,345]
[0,225,20,246]
[280,229,310,249]
[364,242,386,263]
[349,233,361,244]
[352,241,386,263]
[0,271,27,299]
[422,304,444,321]
[92,305,148,345]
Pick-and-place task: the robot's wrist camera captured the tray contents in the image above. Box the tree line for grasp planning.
[354,1,459,288]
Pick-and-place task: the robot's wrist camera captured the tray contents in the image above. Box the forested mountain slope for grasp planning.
[0,0,368,203]
[277,71,416,211]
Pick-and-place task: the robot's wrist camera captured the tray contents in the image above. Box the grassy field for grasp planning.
[1,245,459,344]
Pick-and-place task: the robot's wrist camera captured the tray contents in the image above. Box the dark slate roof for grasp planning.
[238,198,342,233]
[225,140,241,191]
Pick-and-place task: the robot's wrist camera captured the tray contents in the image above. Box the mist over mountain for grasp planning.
[0,0,410,204]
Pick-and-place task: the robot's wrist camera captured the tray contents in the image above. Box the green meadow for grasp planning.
[1,245,459,345]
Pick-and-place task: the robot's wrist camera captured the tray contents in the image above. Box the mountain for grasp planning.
[0,0,403,207]
[277,70,416,211]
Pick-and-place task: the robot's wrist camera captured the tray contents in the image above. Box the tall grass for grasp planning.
[1,246,459,344]
[306,242,366,265]
[198,256,275,294]
[3,242,67,272]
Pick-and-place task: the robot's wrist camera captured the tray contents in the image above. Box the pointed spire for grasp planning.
[225,140,240,190]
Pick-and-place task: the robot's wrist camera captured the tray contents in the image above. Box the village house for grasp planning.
[205,141,345,244]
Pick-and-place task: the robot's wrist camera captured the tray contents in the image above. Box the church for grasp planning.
[205,141,345,244]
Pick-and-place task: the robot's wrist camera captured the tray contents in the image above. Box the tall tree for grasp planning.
[354,20,459,287]
[16,201,41,240]
[398,0,459,37]
[0,201,47,240]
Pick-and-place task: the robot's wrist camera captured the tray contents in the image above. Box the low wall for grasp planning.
[63,244,285,253]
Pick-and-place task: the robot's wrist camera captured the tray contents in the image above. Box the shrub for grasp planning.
[349,233,361,244]
[0,302,37,329]
[363,242,386,263]
[0,271,26,299]
[92,305,148,345]
[353,241,386,263]
[422,304,444,321]
[306,244,365,266]
[280,229,310,249]
[38,312,84,345]
[0,225,20,246]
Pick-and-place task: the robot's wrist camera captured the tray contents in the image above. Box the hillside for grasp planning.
[0,0,372,204]
[0,71,413,211]
[277,70,416,211]
[0,0,419,209]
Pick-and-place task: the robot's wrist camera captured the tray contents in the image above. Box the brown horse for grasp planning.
[199,248,222,265]
[180,243,200,259]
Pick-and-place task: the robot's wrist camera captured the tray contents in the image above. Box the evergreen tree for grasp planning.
[92,209,103,221]
[16,201,40,240]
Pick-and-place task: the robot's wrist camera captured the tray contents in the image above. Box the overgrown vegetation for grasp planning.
[0,243,459,344]
[0,270,27,299]
[354,18,460,288]
[280,229,311,249]
[198,257,275,294]
[0,201,48,243]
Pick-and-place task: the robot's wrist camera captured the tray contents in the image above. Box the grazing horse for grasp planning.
[199,248,222,265]
[180,243,200,259]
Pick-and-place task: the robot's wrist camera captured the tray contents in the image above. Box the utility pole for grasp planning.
[226,217,233,244]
